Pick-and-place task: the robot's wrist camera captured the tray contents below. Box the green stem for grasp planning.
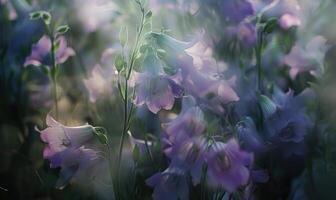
[50,34,59,120]
[115,3,146,198]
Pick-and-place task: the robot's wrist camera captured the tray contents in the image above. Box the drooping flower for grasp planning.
[283,35,328,79]
[161,96,206,156]
[181,42,240,113]
[206,139,253,192]
[184,66,239,113]
[83,48,117,102]
[264,88,313,157]
[24,35,75,67]
[38,115,100,188]
[132,48,183,114]
[146,166,189,200]
[169,136,207,185]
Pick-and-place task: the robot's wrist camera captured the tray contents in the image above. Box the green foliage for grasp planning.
[29,10,51,25]
[56,25,70,35]
[119,26,128,47]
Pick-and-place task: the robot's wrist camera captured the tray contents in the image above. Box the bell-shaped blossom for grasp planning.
[180,43,239,113]
[169,136,207,185]
[132,72,183,114]
[219,0,254,23]
[264,88,313,157]
[54,146,100,189]
[146,166,189,200]
[38,115,100,188]
[24,35,75,67]
[184,67,239,113]
[39,115,96,167]
[283,35,328,79]
[161,96,206,155]
[206,139,253,192]
[132,49,183,114]
[84,48,117,102]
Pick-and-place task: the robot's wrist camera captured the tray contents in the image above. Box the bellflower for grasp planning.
[24,35,75,67]
[206,139,253,192]
[146,166,189,200]
[264,88,313,157]
[180,42,240,113]
[84,48,117,102]
[38,115,100,188]
[132,49,183,114]
[184,67,239,113]
[161,96,205,155]
[283,35,328,79]
[170,136,207,185]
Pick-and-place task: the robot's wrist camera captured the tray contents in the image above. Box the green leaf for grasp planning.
[93,127,108,145]
[114,54,126,72]
[40,11,51,25]
[119,26,128,47]
[40,65,50,75]
[56,25,70,35]
[145,10,152,19]
[29,11,41,20]
[258,95,277,120]
[263,18,278,34]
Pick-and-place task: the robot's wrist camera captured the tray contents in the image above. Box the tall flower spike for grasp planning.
[206,139,253,193]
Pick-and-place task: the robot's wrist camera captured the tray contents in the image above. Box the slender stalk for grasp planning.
[50,34,59,120]
[115,3,146,198]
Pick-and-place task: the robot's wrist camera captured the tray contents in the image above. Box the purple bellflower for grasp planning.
[206,138,253,193]
[38,115,100,188]
[264,88,313,157]
[132,49,183,114]
[84,48,118,103]
[283,35,328,79]
[24,35,75,67]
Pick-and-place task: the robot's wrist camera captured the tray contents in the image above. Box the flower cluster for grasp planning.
[2,0,336,199]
